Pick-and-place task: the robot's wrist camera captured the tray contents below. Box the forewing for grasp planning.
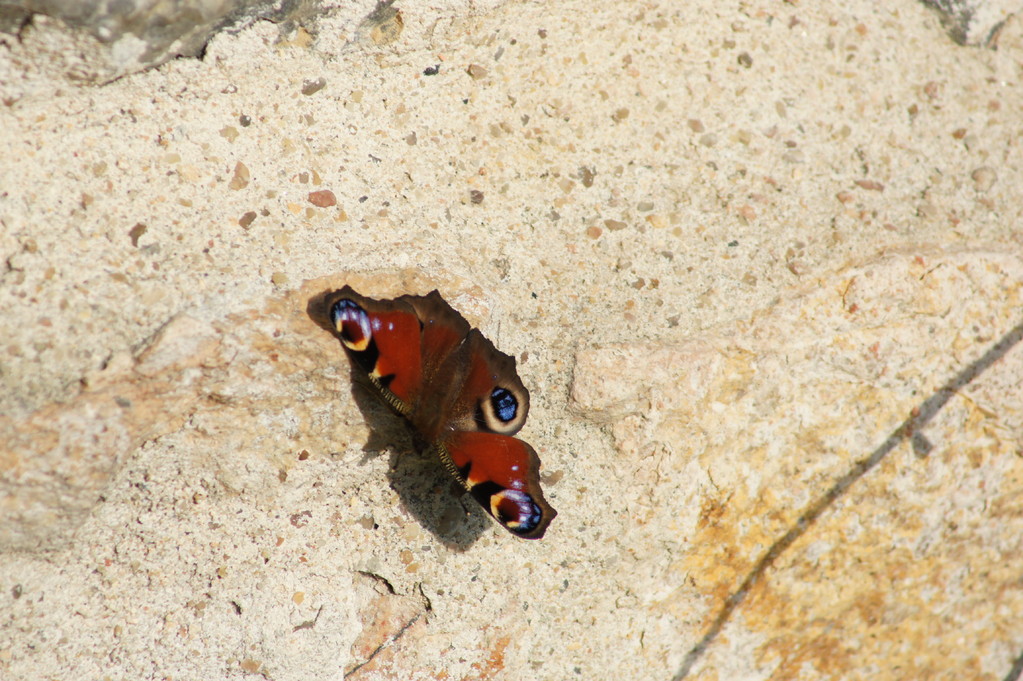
[326,286,423,415]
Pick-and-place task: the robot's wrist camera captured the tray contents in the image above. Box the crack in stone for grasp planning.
[344,612,423,679]
[673,317,1023,680]
[292,605,323,633]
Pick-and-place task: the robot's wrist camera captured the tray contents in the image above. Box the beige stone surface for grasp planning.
[2,1,1023,679]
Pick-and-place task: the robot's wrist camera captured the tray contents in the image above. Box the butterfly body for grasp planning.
[326,286,556,539]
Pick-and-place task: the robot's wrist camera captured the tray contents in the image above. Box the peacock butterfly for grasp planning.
[324,286,557,539]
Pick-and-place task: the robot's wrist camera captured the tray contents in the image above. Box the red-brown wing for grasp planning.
[398,290,473,440]
[326,287,557,539]
[435,430,556,539]
[444,329,530,436]
[326,286,425,414]
[399,290,471,374]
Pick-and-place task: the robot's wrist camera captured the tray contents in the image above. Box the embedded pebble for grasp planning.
[239,211,257,229]
[971,166,996,192]
[301,77,326,96]
[308,190,337,207]
[579,166,596,187]
[854,180,884,191]
[229,162,249,190]
[128,223,147,247]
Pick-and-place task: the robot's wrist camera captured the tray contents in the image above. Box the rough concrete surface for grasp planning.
[0,0,1017,88]
[2,1,1023,679]
[0,0,510,84]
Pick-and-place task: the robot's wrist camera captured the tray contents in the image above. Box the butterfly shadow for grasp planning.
[307,291,489,550]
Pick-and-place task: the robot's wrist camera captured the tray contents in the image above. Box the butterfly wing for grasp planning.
[432,329,555,538]
[434,431,556,539]
[327,286,556,539]
[447,329,530,435]
[396,290,473,441]
[327,286,425,415]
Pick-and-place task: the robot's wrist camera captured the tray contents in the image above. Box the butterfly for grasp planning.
[325,287,557,539]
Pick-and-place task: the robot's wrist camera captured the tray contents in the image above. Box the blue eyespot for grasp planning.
[494,490,542,534]
[490,388,517,423]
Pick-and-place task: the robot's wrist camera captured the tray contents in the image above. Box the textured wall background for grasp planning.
[2,1,1023,679]
[0,0,1018,86]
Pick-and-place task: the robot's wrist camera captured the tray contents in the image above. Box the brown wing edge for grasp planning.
[508,439,557,539]
[398,289,472,340]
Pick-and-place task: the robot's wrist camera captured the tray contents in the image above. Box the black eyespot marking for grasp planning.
[488,488,543,534]
[330,299,379,373]
[504,497,543,536]
[490,388,518,423]
[349,342,378,373]
[470,481,503,508]
[329,299,362,334]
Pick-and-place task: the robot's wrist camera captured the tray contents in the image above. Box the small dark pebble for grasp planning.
[579,166,596,187]
[129,223,147,247]
[301,78,326,96]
